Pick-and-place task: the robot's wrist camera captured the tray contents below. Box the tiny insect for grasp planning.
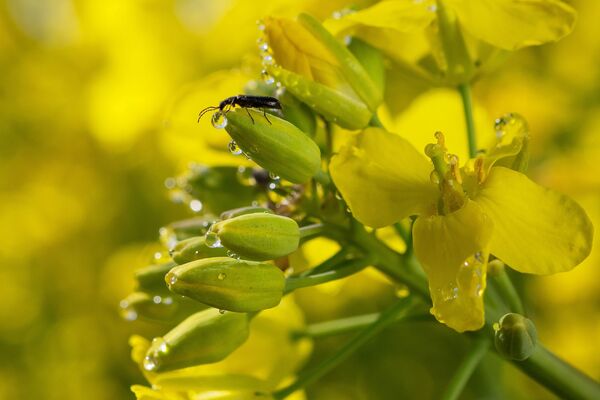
[197,95,282,125]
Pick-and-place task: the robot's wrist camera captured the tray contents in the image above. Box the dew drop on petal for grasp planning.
[143,355,159,371]
[205,231,222,248]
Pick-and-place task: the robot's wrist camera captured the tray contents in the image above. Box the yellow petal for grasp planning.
[263,17,346,91]
[447,0,577,50]
[325,1,436,34]
[413,200,493,332]
[474,167,594,274]
[330,127,438,228]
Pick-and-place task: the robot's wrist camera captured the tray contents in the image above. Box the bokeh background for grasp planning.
[0,0,598,399]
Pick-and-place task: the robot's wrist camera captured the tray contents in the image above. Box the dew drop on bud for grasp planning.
[218,272,226,281]
[219,309,226,314]
[205,231,222,248]
[211,111,228,129]
[228,140,243,156]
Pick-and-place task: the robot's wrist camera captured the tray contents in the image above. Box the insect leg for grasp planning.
[245,108,255,124]
[263,109,272,125]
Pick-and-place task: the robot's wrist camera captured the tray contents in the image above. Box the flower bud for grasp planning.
[119,291,201,323]
[494,313,537,361]
[298,13,383,111]
[269,67,372,130]
[166,257,285,312]
[209,213,300,261]
[220,206,273,220]
[170,236,228,265]
[225,109,321,183]
[135,261,176,294]
[142,309,249,372]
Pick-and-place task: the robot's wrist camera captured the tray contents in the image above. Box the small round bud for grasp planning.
[494,313,537,361]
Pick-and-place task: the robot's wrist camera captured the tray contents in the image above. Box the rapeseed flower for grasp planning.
[330,119,593,332]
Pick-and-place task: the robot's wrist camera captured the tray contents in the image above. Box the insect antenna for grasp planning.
[197,106,220,123]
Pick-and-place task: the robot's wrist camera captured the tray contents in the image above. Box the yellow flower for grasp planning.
[330,123,593,332]
[325,0,576,84]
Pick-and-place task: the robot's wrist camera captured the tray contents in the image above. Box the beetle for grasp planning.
[198,95,282,124]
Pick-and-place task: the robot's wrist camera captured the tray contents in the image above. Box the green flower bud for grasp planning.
[170,236,228,265]
[142,309,249,372]
[134,261,176,294]
[220,206,273,220]
[165,257,285,312]
[208,213,300,261]
[298,13,383,111]
[269,67,371,130]
[225,109,321,183]
[494,313,537,361]
[244,80,317,137]
[119,291,202,323]
[162,216,214,243]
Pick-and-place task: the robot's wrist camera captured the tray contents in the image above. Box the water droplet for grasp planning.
[205,231,222,248]
[268,182,277,190]
[189,199,203,213]
[143,355,159,371]
[163,297,173,305]
[168,274,178,286]
[447,154,459,166]
[262,54,274,65]
[218,272,226,280]
[219,309,226,314]
[122,308,138,321]
[228,140,243,156]
[430,170,440,184]
[427,4,437,12]
[258,42,269,52]
[256,20,266,31]
[261,69,275,85]
[226,250,238,258]
[211,111,228,129]
[269,172,280,180]
[153,296,162,304]
[164,177,176,189]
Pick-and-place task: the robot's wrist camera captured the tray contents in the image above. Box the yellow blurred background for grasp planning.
[0,0,598,399]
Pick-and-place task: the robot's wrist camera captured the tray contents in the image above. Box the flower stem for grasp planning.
[458,83,477,158]
[284,257,372,293]
[299,223,326,241]
[516,344,600,400]
[292,310,431,340]
[441,337,490,400]
[272,297,417,399]
[491,267,524,315]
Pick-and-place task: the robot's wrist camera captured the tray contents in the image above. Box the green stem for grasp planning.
[441,337,490,400]
[458,83,477,158]
[293,311,432,340]
[299,247,350,277]
[273,297,417,399]
[515,345,600,400]
[491,267,524,315]
[313,169,331,186]
[284,257,372,293]
[299,223,326,241]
